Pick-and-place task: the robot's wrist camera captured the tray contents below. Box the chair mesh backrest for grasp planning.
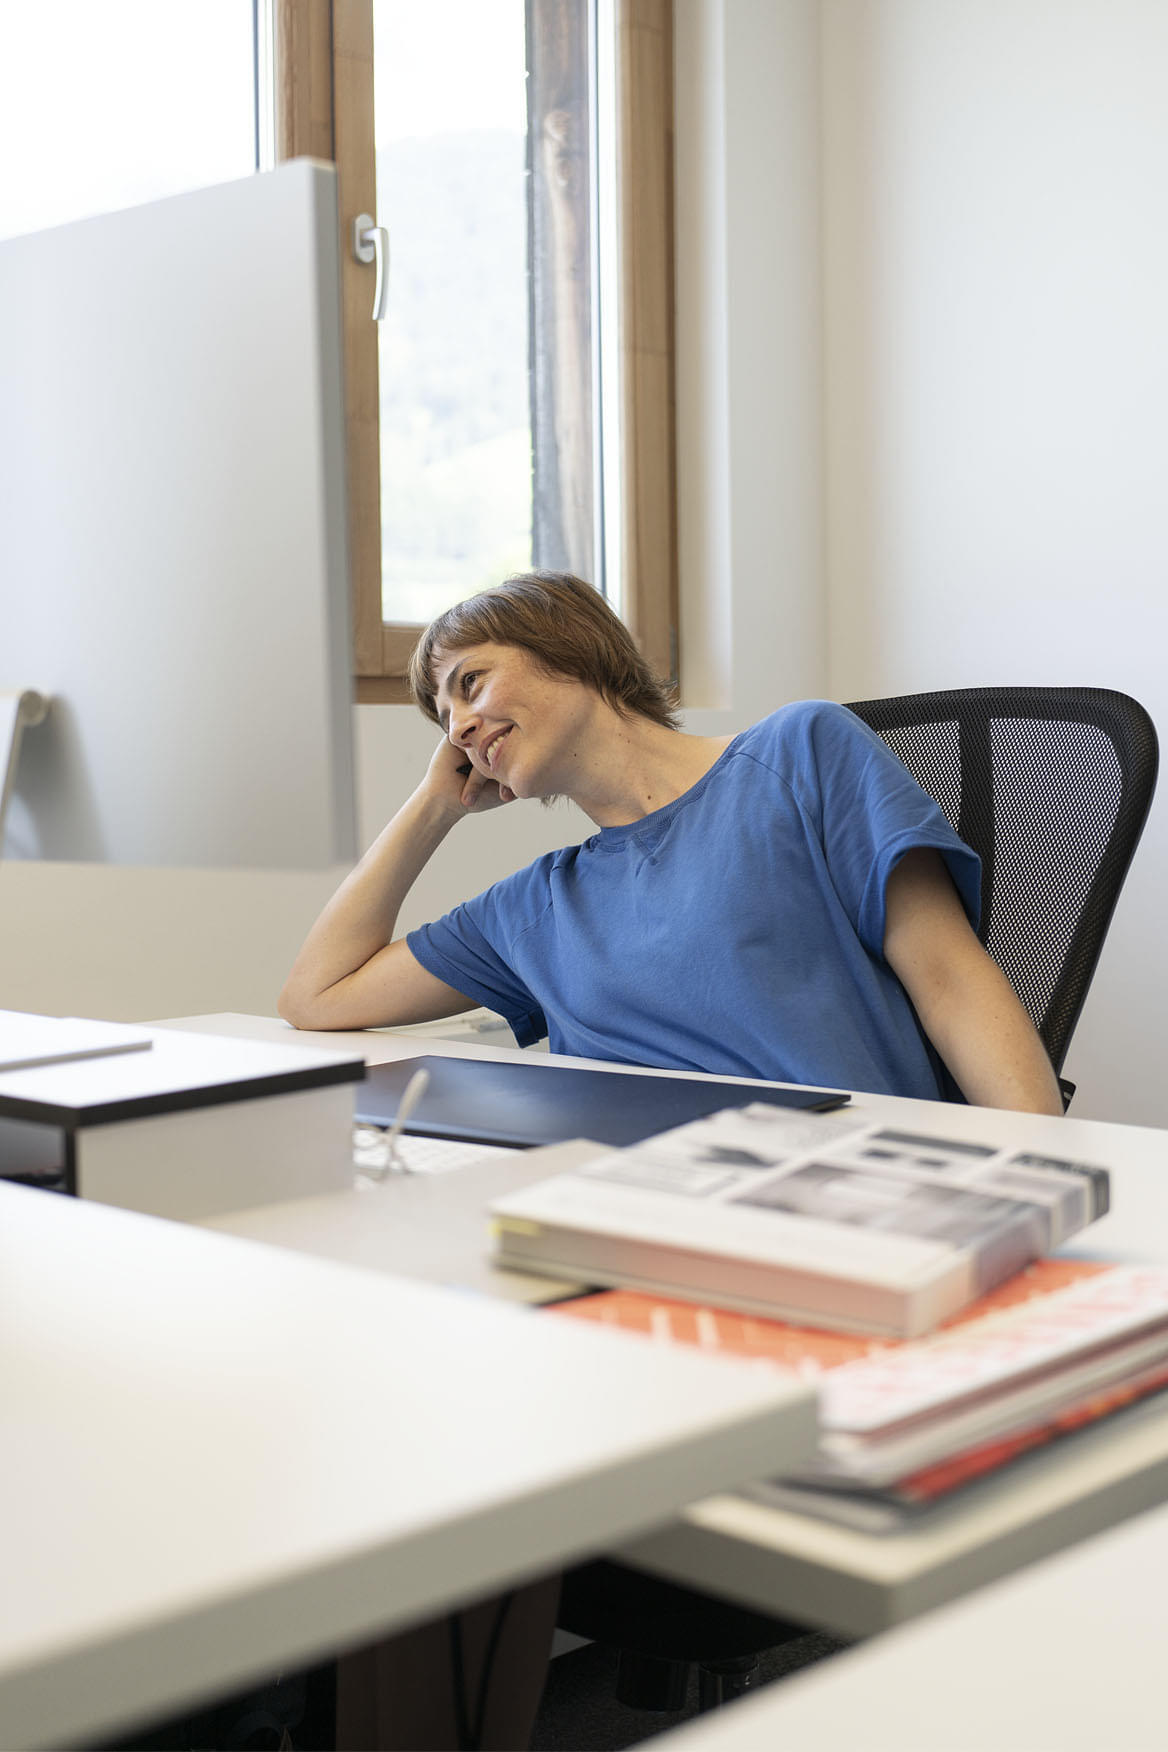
[846,688,1158,1073]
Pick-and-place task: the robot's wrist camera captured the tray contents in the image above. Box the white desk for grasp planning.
[0,1177,814,1749]
[653,1498,1168,1752]
[177,1014,1168,1642]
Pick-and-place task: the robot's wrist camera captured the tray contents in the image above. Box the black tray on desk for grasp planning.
[355,1054,849,1150]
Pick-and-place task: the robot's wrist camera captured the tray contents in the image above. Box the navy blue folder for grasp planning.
[355,1054,850,1150]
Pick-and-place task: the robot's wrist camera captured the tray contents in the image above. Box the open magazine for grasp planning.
[490,1103,1110,1337]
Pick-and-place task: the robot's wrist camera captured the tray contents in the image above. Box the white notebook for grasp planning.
[0,1012,152,1074]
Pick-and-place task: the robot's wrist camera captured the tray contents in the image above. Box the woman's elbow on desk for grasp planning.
[278,943,479,1035]
[277,938,404,1032]
[277,964,378,1032]
[277,982,334,1032]
[277,973,391,1033]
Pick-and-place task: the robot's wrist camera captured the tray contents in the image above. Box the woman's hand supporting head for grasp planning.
[420,732,517,816]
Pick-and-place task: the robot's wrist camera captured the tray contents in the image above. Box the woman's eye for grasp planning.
[462,672,480,694]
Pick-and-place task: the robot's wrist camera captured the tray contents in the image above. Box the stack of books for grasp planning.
[490,1103,1168,1522]
[547,1264,1168,1528]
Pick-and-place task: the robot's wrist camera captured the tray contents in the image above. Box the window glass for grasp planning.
[0,0,256,243]
[373,0,532,624]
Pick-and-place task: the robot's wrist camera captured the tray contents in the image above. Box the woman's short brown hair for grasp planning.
[408,571,680,729]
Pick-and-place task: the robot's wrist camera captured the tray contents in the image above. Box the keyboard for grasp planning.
[353,1125,521,1180]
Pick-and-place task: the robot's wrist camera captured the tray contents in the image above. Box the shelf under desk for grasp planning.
[649,1497,1168,1752]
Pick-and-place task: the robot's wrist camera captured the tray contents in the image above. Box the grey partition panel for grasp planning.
[0,161,356,869]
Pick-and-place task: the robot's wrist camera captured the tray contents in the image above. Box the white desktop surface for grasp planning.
[0,1175,815,1751]
[169,1016,1168,1641]
[654,1498,1168,1752]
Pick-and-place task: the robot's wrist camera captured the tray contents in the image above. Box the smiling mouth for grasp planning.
[482,728,512,770]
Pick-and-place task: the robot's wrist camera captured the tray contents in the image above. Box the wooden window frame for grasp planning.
[275,0,677,702]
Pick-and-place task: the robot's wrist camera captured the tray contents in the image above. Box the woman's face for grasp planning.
[432,641,601,800]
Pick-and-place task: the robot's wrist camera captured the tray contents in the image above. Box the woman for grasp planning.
[280,570,1061,1115]
[285,571,1063,1748]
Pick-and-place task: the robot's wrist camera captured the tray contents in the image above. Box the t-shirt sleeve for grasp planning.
[800,704,982,956]
[407,896,548,1050]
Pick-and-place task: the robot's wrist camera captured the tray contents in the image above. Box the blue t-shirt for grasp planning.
[407,702,981,1099]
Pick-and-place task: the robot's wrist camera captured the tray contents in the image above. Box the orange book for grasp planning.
[548,1259,1168,1506]
[547,1257,1112,1367]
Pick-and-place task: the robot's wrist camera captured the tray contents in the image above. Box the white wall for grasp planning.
[674,0,828,726]
[820,0,1168,1121]
[4,0,1163,1127]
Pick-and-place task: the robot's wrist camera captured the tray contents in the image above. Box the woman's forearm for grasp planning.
[277,785,461,1029]
[926,968,1065,1114]
[884,849,1064,1116]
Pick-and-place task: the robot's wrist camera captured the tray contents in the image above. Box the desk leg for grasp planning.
[336,1575,561,1751]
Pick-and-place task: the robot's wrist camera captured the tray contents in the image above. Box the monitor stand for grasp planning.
[0,690,49,857]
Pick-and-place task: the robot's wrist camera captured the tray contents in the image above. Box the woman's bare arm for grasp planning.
[278,737,511,1032]
[883,848,1064,1115]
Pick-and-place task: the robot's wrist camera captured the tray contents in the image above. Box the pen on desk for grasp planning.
[384,1066,432,1173]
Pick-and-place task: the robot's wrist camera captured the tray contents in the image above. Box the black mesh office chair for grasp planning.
[557,685,1159,1713]
[846,686,1158,1106]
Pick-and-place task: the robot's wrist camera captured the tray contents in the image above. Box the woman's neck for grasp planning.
[571,716,735,828]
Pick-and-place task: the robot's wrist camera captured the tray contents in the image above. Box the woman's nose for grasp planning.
[447,705,478,747]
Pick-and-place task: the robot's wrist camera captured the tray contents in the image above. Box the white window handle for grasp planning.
[352,215,389,321]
